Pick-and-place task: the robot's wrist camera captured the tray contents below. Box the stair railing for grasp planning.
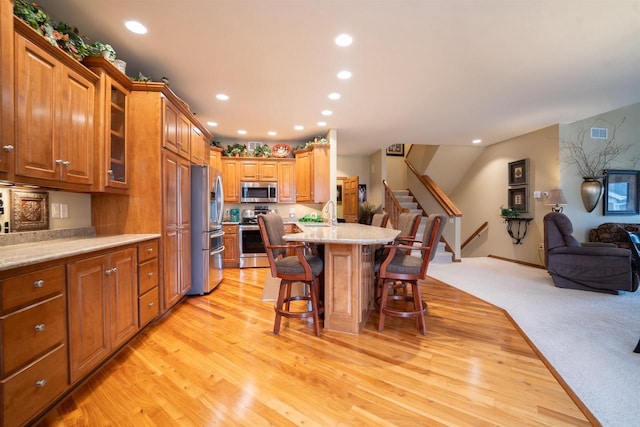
[461,221,489,250]
[383,179,408,228]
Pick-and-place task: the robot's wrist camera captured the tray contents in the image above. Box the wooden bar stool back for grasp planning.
[258,214,324,336]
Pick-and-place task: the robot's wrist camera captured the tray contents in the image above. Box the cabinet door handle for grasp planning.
[147,272,153,277]
[105,268,113,275]
[147,302,155,307]
[147,247,153,253]
[34,324,45,332]
[3,145,14,152]
[33,279,45,288]
[112,267,117,273]
[35,379,47,387]
[62,160,71,166]
[55,159,63,165]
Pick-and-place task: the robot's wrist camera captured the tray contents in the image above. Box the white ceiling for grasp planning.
[35,0,640,156]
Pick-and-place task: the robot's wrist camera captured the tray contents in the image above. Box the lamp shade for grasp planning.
[546,189,568,212]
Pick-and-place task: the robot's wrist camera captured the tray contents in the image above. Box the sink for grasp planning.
[302,223,331,227]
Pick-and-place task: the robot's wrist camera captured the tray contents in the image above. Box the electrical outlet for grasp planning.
[51,203,60,218]
[60,204,68,218]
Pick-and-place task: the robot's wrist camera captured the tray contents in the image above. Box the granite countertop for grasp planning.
[0,234,160,272]
[284,222,400,244]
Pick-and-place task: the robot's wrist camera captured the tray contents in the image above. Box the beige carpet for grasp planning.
[428,257,640,427]
[260,275,306,301]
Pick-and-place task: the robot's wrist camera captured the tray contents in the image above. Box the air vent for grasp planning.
[591,127,608,139]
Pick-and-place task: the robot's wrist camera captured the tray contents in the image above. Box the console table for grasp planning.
[503,217,533,244]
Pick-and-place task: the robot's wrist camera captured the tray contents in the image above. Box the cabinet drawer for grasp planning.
[1,295,65,375]
[138,240,158,263]
[0,265,64,312]
[138,258,158,295]
[222,224,238,235]
[139,287,159,327]
[1,344,67,427]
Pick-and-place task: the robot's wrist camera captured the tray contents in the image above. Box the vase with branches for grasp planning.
[561,117,639,212]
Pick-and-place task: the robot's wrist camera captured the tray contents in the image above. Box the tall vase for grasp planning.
[580,177,603,213]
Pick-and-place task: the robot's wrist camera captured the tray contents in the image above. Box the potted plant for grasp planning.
[89,41,116,61]
[224,143,247,157]
[358,202,379,225]
[499,205,520,218]
[253,144,271,157]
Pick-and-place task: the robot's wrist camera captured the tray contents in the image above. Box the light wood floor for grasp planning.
[36,267,597,426]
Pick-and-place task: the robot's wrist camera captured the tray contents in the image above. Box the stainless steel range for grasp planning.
[239,206,271,268]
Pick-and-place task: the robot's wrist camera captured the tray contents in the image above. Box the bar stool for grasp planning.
[374,212,421,299]
[376,214,446,335]
[258,214,324,336]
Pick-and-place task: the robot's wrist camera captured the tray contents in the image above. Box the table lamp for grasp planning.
[546,189,568,213]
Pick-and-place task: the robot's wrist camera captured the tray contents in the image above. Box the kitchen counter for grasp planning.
[0,234,160,272]
[283,223,400,334]
[290,222,400,244]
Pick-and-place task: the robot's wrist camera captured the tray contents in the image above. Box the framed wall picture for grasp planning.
[386,144,404,157]
[358,184,367,202]
[508,159,529,186]
[336,184,343,205]
[508,186,528,213]
[603,170,639,215]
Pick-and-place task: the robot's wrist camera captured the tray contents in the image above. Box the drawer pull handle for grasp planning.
[33,280,45,288]
[147,272,153,277]
[147,302,155,307]
[35,379,47,388]
[35,324,46,332]
[147,247,154,253]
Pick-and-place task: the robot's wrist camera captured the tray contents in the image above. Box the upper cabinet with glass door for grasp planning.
[83,56,132,193]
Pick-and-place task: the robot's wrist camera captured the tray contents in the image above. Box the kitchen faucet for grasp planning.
[324,200,337,226]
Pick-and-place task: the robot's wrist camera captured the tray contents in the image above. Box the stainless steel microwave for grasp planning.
[240,181,278,203]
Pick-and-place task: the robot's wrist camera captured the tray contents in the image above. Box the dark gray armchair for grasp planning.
[543,212,639,294]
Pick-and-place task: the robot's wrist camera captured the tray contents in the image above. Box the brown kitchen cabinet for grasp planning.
[164,99,191,160]
[92,82,211,315]
[0,0,13,178]
[67,247,138,383]
[162,150,192,308]
[0,265,67,427]
[83,56,133,193]
[239,159,278,181]
[210,146,223,174]
[190,128,208,166]
[294,144,329,203]
[222,158,240,203]
[138,239,159,327]
[13,18,97,191]
[277,159,296,204]
[222,224,239,267]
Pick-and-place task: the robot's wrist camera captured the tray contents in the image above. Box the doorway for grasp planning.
[337,176,359,223]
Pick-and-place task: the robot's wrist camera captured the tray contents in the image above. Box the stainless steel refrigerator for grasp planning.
[189,164,225,295]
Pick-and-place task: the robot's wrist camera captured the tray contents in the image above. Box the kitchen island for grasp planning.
[284,223,400,334]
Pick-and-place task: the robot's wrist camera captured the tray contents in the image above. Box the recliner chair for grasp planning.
[543,212,639,294]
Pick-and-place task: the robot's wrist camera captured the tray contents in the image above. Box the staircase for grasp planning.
[392,189,452,263]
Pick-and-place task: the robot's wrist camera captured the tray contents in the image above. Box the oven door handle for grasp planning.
[210,246,225,256]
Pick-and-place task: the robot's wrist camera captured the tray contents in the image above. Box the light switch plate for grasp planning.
[533,191,541,199]
[51,203,60,218]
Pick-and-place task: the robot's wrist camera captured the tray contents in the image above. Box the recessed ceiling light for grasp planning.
[337,70,352,80]
[237,130,247,135]
[294,125,304,131]
[472,139,482,144]
[207,121,218,127]
[335,34,353,47]
[124,20,147,34]
[268,131,277,136]
[321,110,333,116]
[328,92,341,100]
[216,94,229,101]
[317,121,327,127]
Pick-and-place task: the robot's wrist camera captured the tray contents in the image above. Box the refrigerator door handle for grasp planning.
[210,230,225,239]
[210,246,225,256]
